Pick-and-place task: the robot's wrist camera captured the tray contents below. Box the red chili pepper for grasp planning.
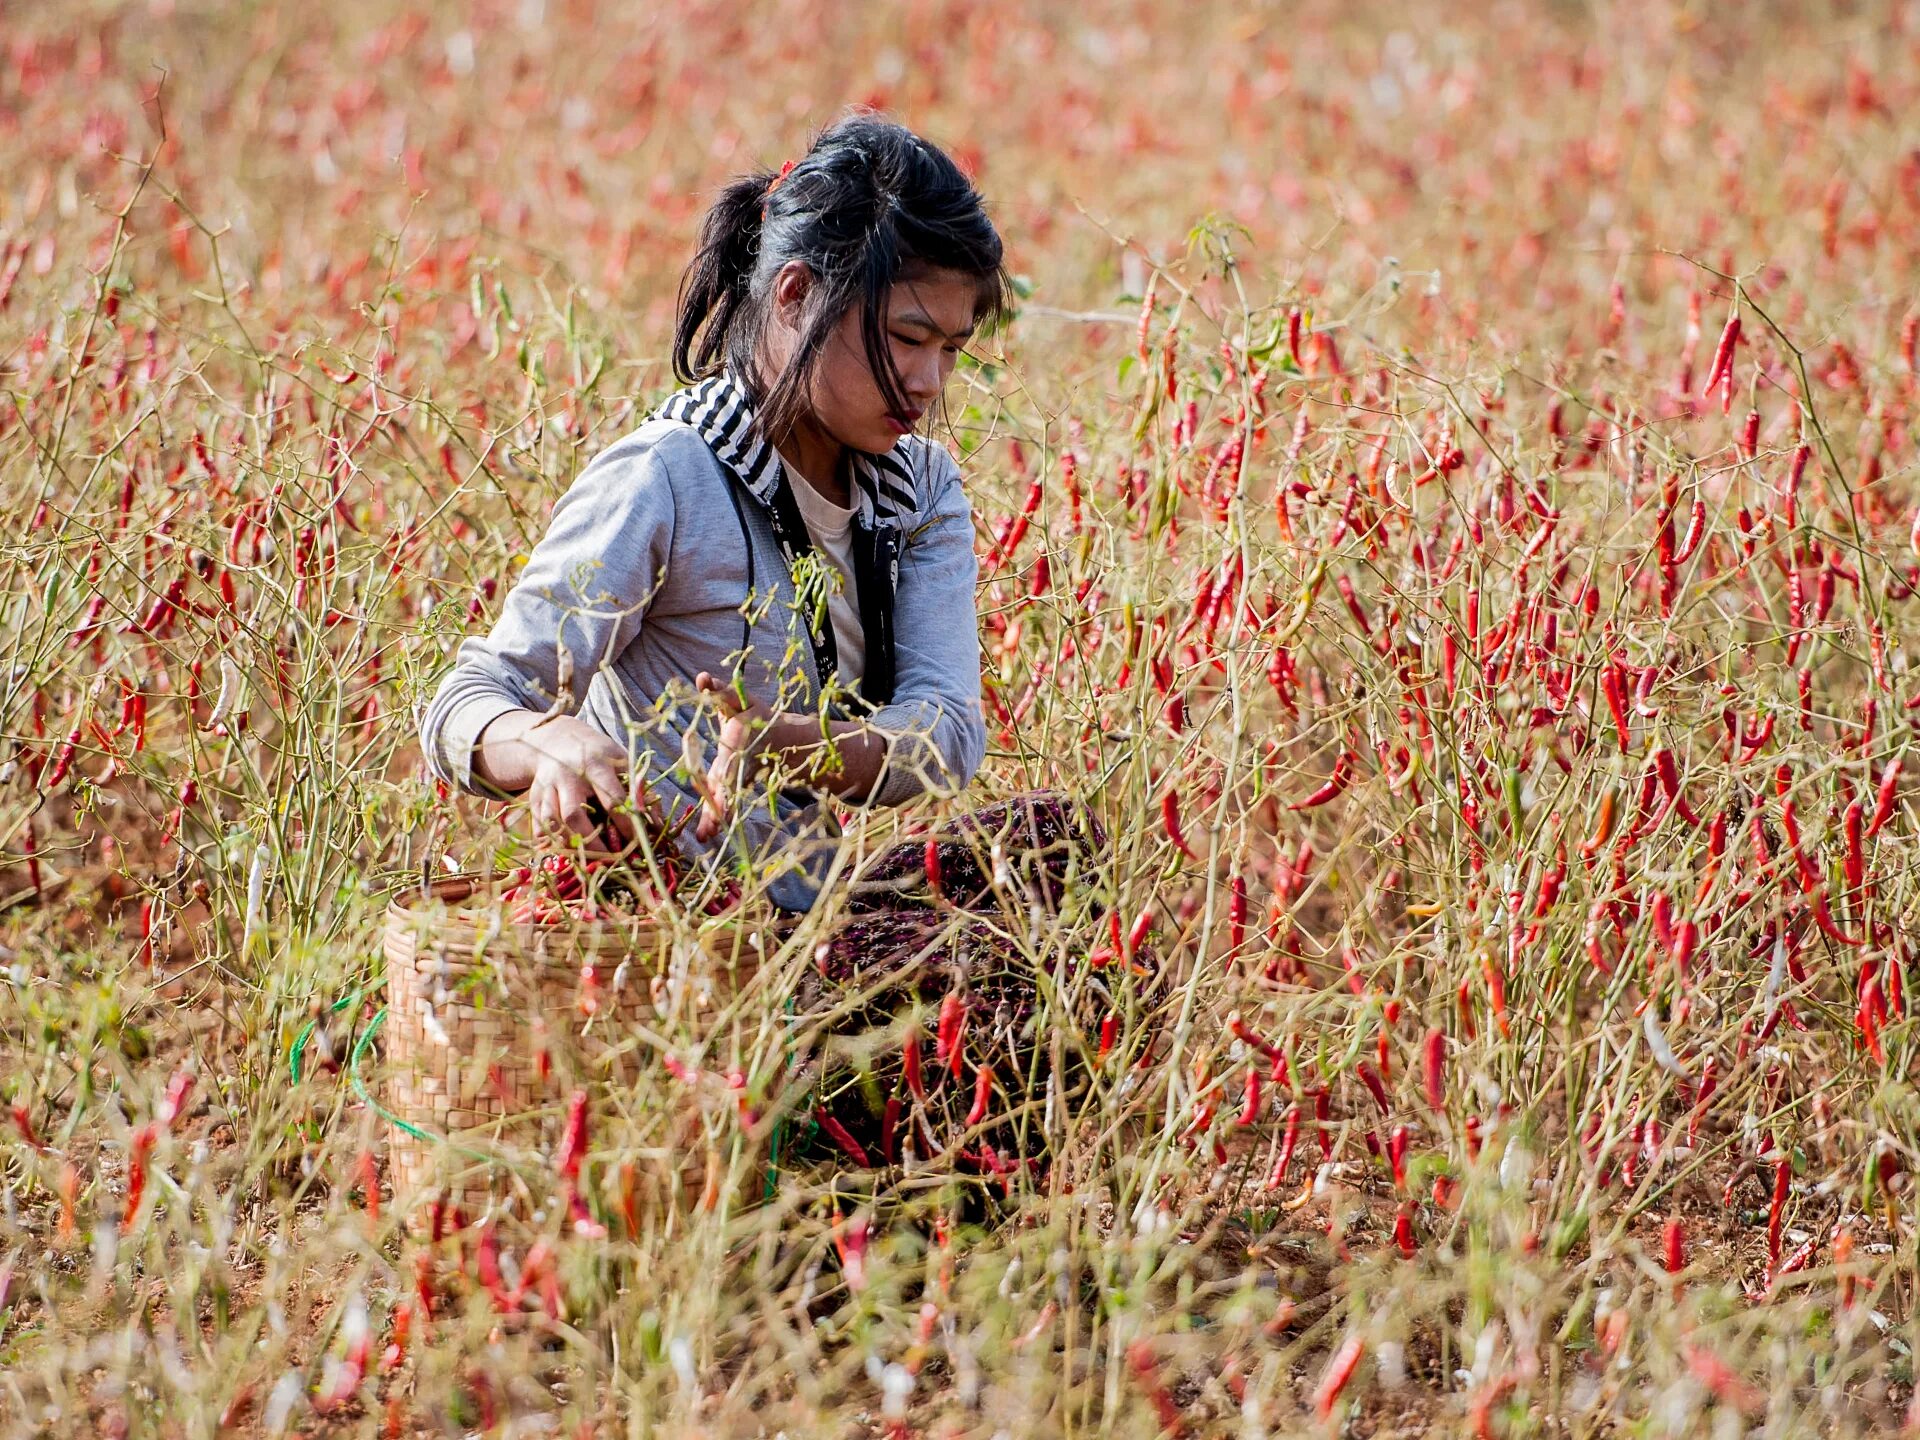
[880,1096,901,1165]
[1580,790,1616,859]
[1811,889,1865,946]
[1672,498,1707,564]
[134,574,190,638]
[68,593,109,647]
[1869,759,1901,836]
[1766,1157,1790,1270]
[379,1301,413,1376]
[1703,313,1741,409]
[1857,969,1886,1064]
[1237,1068,1263,1127]
[1228,1013,1285,1064]
[1779,797,1821,889]
[1632,663,1659,720]
[1125,904,1154,959]
[1228,871,1247,954]
[1422,1029,1446,1113]
[159,1069,194,1127]
[923,839,943,898]
[1266,1104,1301,1189]
[1844,800,1865,896]
[1098,1013,1119,1062]
[1135,281,1158,361]
[12,1100,44,1152]
[1289,751,1354,810]
[556,1088,589,1180]
[42,724,81,790]
[357,1148,380,1225]
[1335,573,1372,634]
[1601,664,1632,752]
[1387,1124,1409,1187]
[1160,785,1196,859]
[1312,1335,1366,1419]
[903,1026,926,1100]
[992,478,1044,568]
[1356,1061,1390,1115]
[1393,1204,1417,1258]
[1533,844,1566,918]
[815,1108,872,1169]
[1653,748,1700,825]
[936,992,965,1078]
[1814,562,1836,623]
[1125,1341,1187,1436]
[475,1220,508,1310]
[1482,956,1510,1036]
[1767,1235,1820,1294]
[1672,921,1698,979]
[121,1124,156,1233]
[966,1064,993,1127]
[1664,1216,1686,1274]
[1688,1057,1718,1146]
[1585,900,1615,977]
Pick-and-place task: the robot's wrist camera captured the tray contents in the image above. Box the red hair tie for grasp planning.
[760,159,797,220]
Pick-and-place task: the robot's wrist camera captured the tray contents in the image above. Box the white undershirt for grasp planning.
[784,465,865,684]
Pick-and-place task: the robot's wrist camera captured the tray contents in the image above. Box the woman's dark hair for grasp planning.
[672,110,1015,449]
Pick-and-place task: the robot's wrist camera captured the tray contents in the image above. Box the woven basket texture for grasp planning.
[381,873,765,1223]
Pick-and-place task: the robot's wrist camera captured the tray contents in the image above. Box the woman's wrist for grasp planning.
[761,712,888,798]
[472,708,544,793]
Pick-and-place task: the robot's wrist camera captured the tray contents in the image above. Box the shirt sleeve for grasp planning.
[417,428,679,795]
[861,445,988,808]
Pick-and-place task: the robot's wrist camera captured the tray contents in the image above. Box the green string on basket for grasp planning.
[287,987,368,1085]
[292,979,797,1206]
[292,986,518,1159]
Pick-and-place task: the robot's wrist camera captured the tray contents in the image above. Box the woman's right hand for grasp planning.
[477,710,646,849]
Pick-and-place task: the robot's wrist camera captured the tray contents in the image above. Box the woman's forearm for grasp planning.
[764,713,891,802]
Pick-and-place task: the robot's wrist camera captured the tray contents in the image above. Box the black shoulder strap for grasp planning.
[850,518,900,707]
[757,463,844,692]
[667,418,900,716]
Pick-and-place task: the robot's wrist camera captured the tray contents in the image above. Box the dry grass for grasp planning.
[4,0,1920,1434]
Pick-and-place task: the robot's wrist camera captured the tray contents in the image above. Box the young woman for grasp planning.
[419,113,1019,911]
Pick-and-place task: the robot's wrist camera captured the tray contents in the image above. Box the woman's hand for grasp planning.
[489,711,647,851]
[692,672,778,844]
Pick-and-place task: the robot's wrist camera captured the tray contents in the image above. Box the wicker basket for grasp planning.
[380,873,768,1224]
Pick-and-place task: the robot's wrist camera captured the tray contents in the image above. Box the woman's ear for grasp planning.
[772,260,813,326]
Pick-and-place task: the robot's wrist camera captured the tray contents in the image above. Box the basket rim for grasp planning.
[382,868,795,963]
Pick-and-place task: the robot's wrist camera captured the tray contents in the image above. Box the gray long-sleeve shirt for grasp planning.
[417,382,987,911]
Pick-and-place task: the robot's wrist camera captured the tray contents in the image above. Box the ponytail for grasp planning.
[671,169,779,383]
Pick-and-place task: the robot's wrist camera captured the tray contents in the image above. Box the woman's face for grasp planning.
[770,264,981,455]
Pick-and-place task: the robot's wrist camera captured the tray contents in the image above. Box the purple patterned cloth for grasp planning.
[789,791,1160,1185]
[841,791,1110,915]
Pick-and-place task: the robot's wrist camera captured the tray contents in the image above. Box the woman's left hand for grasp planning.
[693,671,779,843]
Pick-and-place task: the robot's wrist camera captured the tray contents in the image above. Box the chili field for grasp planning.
[4,0,1920,1434]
